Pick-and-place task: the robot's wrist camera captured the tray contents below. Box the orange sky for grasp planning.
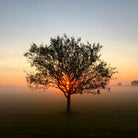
[0,54,137,87]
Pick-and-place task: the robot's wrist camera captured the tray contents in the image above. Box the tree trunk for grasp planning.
[67,93,71,113]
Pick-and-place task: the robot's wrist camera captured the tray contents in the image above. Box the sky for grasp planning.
[0,0,138,86]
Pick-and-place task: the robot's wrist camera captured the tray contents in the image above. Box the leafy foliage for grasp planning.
[24,35,116,97]
[131,80,138,86]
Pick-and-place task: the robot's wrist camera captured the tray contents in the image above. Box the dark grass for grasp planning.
[0,86,138,137]
[0,108,138,137]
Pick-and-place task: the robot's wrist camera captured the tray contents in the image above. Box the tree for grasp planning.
[117,83,122,86]
[24,35,116,113]
[131,80,138,86]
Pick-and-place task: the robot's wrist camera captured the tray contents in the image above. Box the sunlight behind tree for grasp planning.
[24,34,116,113]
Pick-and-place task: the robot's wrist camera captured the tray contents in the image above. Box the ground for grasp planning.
[0,86,138,137]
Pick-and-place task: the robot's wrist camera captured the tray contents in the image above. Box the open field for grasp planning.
[0,86,138,137]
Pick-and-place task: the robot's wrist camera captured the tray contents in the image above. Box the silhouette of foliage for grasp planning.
[131,80,138,86]
[24,34,116,112]
[117,83,122,86]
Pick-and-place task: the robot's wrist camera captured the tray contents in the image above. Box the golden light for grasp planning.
[66,81,70,90]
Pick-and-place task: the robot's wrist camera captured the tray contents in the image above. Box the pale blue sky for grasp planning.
[0,0,138,85]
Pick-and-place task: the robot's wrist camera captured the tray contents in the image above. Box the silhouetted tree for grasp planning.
[24,35,116,113]
[131,80,138,86]
[117,83,122,86]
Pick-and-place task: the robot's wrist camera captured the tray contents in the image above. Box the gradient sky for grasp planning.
[0,0,138,86]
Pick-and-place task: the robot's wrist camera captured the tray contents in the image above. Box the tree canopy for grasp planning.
[24,35,116,97]
[131,80,138,86]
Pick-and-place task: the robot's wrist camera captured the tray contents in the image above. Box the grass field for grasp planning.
[0,86,138,137]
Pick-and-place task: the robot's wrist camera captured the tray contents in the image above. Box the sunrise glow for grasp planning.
[66,81,70,90]
[0,1,138,137]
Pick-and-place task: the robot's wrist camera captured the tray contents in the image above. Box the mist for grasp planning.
[0,86,138,114]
